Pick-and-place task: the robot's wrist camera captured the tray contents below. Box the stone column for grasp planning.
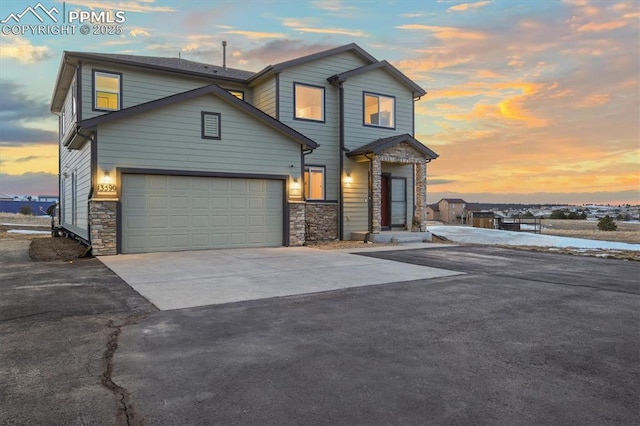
[415,160,428,231]
[288,201,306,246]
[89,199,118,255]
[371,157,382,233]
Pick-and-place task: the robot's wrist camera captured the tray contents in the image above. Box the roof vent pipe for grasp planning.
[222,40,227,70]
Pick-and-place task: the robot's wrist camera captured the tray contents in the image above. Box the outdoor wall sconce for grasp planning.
[98,171,117,192]
[344,174,353,184]
[290,178,301,190]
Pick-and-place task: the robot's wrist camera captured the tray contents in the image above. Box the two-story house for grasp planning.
[427,198,468,224]
[50,43,438,255]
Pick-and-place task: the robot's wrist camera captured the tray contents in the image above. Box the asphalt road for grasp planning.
[1,242,638,425]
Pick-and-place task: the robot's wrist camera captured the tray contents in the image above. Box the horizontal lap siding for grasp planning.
[278,52,369,201]
[60,74,77,144]
[97,95,301,177]
[81,63,212,121]
[341,68,417,235]
[60,140,91,239]
[343,68,415,151]
[343,161,369,236]
[252,79,276,118]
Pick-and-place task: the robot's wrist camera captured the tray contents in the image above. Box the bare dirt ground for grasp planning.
[541,219,640,244]
[0,213,88,261]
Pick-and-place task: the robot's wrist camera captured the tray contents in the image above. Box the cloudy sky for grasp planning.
[0,0,638,204]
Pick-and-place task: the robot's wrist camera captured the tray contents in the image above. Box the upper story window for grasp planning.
[304,166,325,200]
[93,70,121,111]
[227,90,244,100]
[294,83,325,122]
[364,92,395,128]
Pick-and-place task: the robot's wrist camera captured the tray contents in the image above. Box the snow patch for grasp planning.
[428,226,640,251]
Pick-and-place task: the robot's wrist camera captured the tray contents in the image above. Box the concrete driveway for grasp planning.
[98,245,461,310]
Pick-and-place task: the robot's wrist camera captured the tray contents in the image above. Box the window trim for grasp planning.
[304,165,326,201]
[362,91,396,130]
[92,69,122,112]
[201,111,222,140]
[293,82,325,123]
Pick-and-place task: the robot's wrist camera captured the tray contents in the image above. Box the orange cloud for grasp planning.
[578,20,628,32]
[396,24,487,40]
[227,30,285,39]
[577,93,610,107]
[448,1,491,12]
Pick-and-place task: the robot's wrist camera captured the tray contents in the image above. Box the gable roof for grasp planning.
[79,84,318,150]
[248,43,378,83]
[51,51,252,112]
[67,51,253,80]
[327,60,426,97]
[346,134,438,160]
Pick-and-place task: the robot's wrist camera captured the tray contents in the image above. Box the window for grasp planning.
[201,111,221,139]
[304,166,325,200]
[94,71,121,111]
[391,178,406,227]
[227,90,244,100]
[294,83,324,122]
[364,92,395,128]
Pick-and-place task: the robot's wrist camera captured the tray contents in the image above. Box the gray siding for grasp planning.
[80,62,212,121]
[342,161,415,237]
[60,73,77,144]
[343,160,369,236]
[251,78,276,118]
[278,51,370,202]
[343,68,415,151]
[59,137,91,239]
[97,95,302,179]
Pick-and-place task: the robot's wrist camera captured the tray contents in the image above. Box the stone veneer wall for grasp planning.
[289,202,306,246]
[305,203,338,241]
[89,199,117,256]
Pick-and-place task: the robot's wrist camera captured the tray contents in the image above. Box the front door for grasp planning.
[381,173,391,229]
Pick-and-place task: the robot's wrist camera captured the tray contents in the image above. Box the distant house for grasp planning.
[427,198,468,224]
[50,43,439,255]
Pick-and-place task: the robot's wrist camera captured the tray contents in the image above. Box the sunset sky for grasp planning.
[1,0,638,204]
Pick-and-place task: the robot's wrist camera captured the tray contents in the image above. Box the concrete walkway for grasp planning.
[99,245,461,310]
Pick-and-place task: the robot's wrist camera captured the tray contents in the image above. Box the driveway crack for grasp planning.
[102,313,149,425]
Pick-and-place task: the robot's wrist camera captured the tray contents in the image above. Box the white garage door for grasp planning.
[121,174,284,253]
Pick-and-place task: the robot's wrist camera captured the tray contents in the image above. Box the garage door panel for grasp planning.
[122,174,283,253]
[148,176,168,189]
[149,196,168,209]
[230,198,246,209]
